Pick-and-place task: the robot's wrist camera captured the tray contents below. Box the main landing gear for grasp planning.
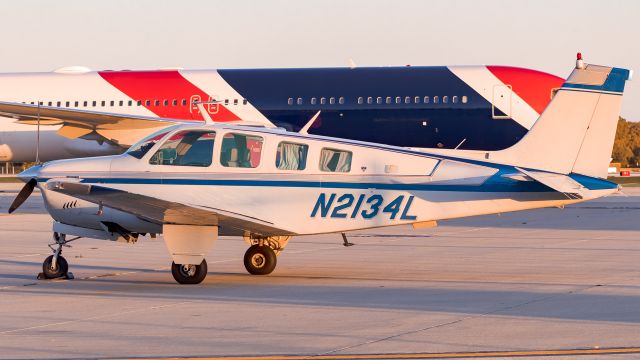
[171,260,208,284]
[242,235,290,275]
[38,232,77,280]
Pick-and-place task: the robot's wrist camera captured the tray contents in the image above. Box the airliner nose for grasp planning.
[17,164,43,183]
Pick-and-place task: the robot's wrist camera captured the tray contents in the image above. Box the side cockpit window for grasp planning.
[276,142,308,170]
[126,127,175,159]
[319,148,352,172]
[149,130,216,167]
[220,133,263,168]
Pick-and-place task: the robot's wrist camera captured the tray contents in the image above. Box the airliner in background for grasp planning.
[0,64,563,162]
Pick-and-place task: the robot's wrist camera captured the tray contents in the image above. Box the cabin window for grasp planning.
[163,100,168,106]
[367,96,373,104]
[220,133,263,168]
[172,99,177,106]
[423,96,429,104]
[66,101,70,107]
[376,97,382,104]
[433,96,439,104]
[225,99,230,105]
[443,96,449,104]
[234,99,239,105]
[56,101,61,107]
[395,96,401,104]
[329,97,335,105]
[181,99,187,106]
[311,97,317,105]
[320,97,326,105]
[276,142,308,171]
[110,101,115,106]
[462,95,468,104]
[319,148,352,173]
[128,100,133,106]
[338,97,345,105]
[296,97,302,105]
[287,97,293,105]
[149,130,216,167]
[452,96,458,104]
[414,96,420,103]
[92,101,97,107]
[357,97,363,104]
[154,100,160,106]
[243,99,248,105]
[145,100,151,106]
[101,101,106,107]
[405,96,411,104]
[385,96,392,104]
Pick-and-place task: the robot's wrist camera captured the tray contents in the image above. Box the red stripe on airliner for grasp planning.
[98,70,241,122]
[487,66,565,114]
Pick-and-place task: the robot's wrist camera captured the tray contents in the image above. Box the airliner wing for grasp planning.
[45,180,289,236]
[0,101,188,147]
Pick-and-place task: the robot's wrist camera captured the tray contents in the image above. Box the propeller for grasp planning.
[8,178,37,214]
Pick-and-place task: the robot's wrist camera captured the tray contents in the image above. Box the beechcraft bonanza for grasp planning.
[0,63,564,162]
[8,56,631,284]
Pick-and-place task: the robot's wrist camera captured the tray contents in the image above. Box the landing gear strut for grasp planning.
[242,234,290,275]
[39,232,77,280]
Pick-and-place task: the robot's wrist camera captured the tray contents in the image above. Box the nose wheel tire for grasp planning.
[244,245,277,275]
[42,255,68,279]
[171,260,208,284]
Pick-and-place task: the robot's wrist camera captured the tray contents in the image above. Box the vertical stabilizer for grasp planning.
[488,56,630,177]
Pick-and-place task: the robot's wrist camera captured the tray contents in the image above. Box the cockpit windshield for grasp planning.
[126,125,181,159]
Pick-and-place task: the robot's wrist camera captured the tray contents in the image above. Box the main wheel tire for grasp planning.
[42,255,68,279]
[244,245,277,275]
[171,259,208,284]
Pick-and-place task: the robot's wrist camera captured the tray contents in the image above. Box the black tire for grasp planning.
[244,245,277,275]
[42,255,68,279]
[171,259,208,284]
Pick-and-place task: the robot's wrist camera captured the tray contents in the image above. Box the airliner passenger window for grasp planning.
[319,148,352,173]
[433,96,439,104]
[287,98,293,105]
[443,96,449,104]
[452,96,458,104]
[338,97,345,104]
[296,98,302,105]
[405,96,411,104]
[329,97,335,105]
[423,96,429,103]
[220,133,263,168]
[149,130,216,167]
[357,97,363,104]
[376,97,382,104]
[276,142,308,171]
[462,96,468,104]
[414,96,420,103]
[395,96,401,104]
[367,97,373,104]
[320,97,326,105]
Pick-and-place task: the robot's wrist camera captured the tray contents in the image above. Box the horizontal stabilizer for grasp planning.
[516,167,590,199]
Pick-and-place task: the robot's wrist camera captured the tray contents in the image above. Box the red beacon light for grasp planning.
[576,52,585,69]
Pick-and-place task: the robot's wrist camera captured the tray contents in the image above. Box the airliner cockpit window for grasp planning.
[126,126,180,159]
[149,130,216,167]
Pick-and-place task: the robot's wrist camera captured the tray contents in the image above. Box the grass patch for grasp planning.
[0,177,20,183]
[608,176,640,186]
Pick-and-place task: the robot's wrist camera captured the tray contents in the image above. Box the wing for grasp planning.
[0,101,274,148]
[45,180,290,236]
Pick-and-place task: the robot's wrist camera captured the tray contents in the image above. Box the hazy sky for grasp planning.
[1,0,638,118]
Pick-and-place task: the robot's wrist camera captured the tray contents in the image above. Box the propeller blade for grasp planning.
[8,178,37,214]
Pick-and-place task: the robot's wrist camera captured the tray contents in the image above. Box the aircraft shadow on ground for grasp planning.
[2,259,640,325]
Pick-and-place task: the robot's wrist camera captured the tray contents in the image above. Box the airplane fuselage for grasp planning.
[0,65,564,162]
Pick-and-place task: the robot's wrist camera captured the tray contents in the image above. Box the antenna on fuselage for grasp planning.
[35,102,41,164]
[194,100,220,125]
[299,110,321,135]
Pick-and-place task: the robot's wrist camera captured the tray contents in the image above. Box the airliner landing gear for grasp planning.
[171,260,208,284]
[39,232,77,280]
[242,235,290,275]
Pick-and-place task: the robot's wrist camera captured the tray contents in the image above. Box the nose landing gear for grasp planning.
[38,232,78,280]
[171,260,208,284]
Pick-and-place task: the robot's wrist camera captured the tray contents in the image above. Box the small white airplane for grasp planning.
[7,57,631,284]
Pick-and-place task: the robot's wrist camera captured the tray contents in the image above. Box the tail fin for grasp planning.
[490,58,631,178]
